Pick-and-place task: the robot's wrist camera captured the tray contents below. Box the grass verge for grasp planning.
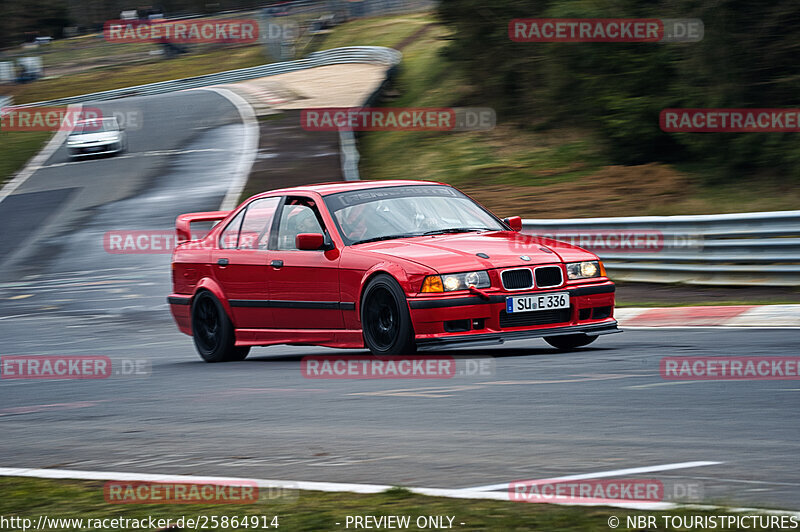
[5,45,266,105]
[0,477,782,531]
[0,132,52,188]
[312,13,435,51]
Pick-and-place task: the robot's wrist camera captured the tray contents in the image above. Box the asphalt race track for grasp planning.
[0,88,250,308]
[1,320,799,510]
[0,91,798,512]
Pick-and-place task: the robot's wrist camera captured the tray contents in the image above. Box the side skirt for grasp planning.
[235,329,364,349]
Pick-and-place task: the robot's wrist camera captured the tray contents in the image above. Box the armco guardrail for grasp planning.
[339,49,400,180]
[17,46,402,108]
[522,210,800,286]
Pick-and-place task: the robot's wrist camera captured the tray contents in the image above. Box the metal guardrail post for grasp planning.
[339,129,360,181]
[336,60,400,182]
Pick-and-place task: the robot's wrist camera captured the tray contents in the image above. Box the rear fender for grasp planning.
[194,278,233,318]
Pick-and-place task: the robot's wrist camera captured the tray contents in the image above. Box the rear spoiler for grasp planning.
[175,211,231,244]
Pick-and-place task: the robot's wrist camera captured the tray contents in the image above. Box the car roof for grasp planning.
[248,180,447,199]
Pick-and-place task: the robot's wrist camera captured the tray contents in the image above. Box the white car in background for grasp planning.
[67,117,126,158]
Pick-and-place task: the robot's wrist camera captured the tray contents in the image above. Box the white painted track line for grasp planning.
[463,461,723,492]
[0,467,386,494]
[197,87,259,211]
[0,466,677,510]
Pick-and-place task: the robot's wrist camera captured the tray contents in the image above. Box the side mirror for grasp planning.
[503,216,522,232]
[296,232,325,250]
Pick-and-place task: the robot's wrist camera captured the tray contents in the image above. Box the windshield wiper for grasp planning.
[353,228,490,245]
[352,234,416,245]
[422,227,489,236]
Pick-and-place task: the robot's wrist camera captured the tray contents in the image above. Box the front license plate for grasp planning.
[506,292,570,313]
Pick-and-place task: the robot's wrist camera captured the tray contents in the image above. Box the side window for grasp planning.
[238,197,280,250]
[275,198,325,250]
[219,209,245,249]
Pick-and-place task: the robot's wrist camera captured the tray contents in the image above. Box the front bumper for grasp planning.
[68,141,122,156]
[409,281,619,350]
[416,321,620,351]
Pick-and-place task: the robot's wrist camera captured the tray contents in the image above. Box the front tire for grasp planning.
[229,346,251,361]
[544,333,598,351]
[361,274,415,355]
[191,291,245,362]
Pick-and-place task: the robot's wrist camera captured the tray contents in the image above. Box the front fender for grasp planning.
[358,262,428,312]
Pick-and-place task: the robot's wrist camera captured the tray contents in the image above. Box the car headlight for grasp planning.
[421,271,490,292]
[566,261,604,280]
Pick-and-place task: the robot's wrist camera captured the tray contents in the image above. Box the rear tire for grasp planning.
[191,291,244,362]
[361,274,415,355]
[544,333,598,351]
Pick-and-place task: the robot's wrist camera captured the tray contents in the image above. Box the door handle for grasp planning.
[270,259,283,269]
[217,258,229,266]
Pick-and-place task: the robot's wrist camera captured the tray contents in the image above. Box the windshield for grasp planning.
[71,119,118,134]
[324,185,506,245]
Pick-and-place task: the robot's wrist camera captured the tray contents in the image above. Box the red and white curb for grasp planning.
[616,305,800,328]
[195,87,259,211]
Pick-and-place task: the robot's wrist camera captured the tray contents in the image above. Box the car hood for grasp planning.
[69,132,120,143]
[357,231,598,273]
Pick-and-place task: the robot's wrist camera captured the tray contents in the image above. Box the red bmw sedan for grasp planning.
[168,180,620,362]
